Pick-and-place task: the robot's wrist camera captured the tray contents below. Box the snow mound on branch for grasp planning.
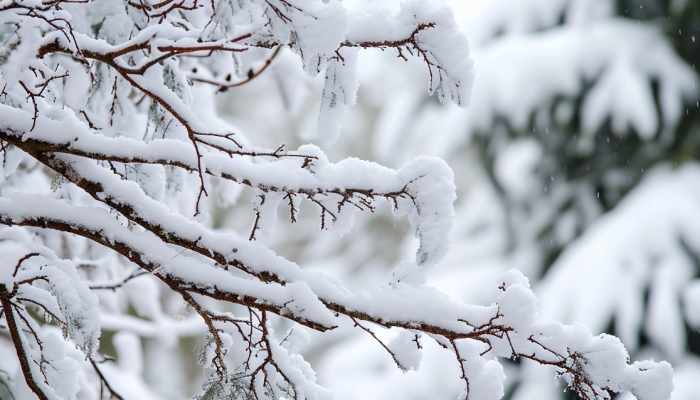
[491,270,674,400]
[386,330,422,372]
[279,0,350,61]
[455,340,505,400]
[317,0,474,145]
[394,156,456,270]
[347,0,474,107]
[0,229,100,356]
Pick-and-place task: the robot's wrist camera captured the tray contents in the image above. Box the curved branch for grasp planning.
[0,290,51,400]
[189,45,284,91]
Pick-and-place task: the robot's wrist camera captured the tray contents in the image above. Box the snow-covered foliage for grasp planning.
[0,0,680,399]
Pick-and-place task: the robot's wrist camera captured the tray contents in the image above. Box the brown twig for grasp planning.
[0,291,50,400]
